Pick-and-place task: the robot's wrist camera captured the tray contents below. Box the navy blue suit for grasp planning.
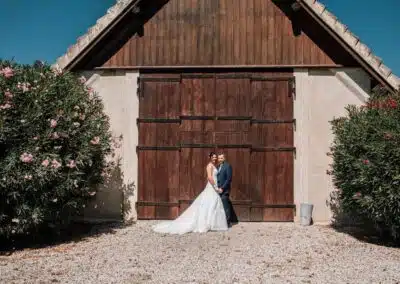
[217,162,234,224]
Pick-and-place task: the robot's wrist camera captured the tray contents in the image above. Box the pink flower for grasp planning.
[79,76,86,84]
[51,132,60,139]
[67,160,76,169]
[24,175,33,180]
[0,67,14,78]
[384,133,393,140]
[51,159,62,169]
[79,113,86,121]
[111,137,122,149]
[353,192,362,200]
[0,103,12,110]
[90,136,100,145]
[20,153,34,163]
[17,82,30,93]
[362,159,369,165]
[41,159,50,167]
[50,119,57,128]
[4,91,13,99]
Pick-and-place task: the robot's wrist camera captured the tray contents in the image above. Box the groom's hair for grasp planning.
[217,152,225,157]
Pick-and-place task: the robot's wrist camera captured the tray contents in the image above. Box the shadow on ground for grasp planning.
[328,191,400,248]
[0,221,125,256]
[332,225,400,248]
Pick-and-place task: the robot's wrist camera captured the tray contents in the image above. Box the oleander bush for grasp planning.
[330,87,400,239]
[0,60,114,239]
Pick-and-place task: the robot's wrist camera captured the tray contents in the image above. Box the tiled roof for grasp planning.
[301,0,399,90]
[53,0,136,71]
[53,0,399,91]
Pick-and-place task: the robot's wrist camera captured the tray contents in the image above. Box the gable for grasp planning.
[75,0,358,69]
[54,0,399,91]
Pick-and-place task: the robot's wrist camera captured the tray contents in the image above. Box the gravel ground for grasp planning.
[1,221,400,284]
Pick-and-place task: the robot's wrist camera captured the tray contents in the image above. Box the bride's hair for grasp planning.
[208,152,216,158]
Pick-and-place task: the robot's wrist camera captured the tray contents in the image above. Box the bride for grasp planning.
[152,152,228,234]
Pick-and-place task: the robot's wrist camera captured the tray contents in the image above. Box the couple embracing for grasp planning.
[153,152,236,234]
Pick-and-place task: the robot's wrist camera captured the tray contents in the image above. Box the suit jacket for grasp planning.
[217,162,232,194]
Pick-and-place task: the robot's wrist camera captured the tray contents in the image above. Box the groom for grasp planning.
[216,153,235,226]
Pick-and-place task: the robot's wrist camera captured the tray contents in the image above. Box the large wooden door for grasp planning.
[137,72,295,221]
[248,76,295,221]
[137,74,182,219]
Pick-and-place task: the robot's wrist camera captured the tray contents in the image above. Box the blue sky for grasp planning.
[0,0,399,74]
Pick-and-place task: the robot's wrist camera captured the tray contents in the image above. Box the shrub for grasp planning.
[330,87,400,239]
[0,60,113,238]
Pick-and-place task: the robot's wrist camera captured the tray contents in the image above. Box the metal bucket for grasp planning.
[300,203,314,226]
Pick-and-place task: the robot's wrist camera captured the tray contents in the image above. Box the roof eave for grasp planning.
[298,0,399,93]
[53,0,141,72]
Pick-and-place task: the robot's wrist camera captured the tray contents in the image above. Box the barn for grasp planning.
[54,0,399,224]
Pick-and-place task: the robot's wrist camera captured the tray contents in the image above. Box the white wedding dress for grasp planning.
[152,165,228,234]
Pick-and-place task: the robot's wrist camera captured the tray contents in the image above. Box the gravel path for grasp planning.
[1,222,399,284]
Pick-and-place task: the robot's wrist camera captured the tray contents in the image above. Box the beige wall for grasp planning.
[80,70,139,223]
[293,68,370,223]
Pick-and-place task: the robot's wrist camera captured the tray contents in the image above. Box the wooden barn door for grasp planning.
[248,75,295,221]
[136,74,181,219]
[137,72,295,221]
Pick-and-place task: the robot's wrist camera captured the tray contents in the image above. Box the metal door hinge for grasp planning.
[137,76,142,98]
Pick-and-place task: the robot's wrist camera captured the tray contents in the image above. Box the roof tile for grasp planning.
[312,1,326,15]
[341,30,360,47]
[355,43,371,58]
[378,64,392,78]
[388,74,400,89]
[320,10,337,27]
